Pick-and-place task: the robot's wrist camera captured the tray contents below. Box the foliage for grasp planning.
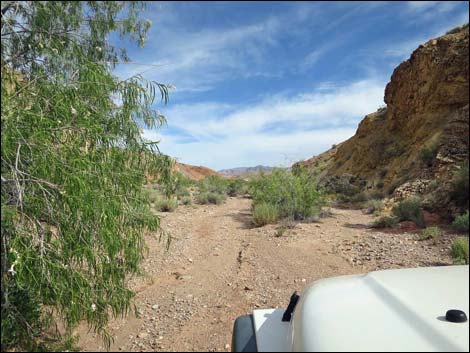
[419,142,439,167]
[249,168,325,221]
[1,1,172,350]
[370,216,397,229]
[198,175,229,195]
[419,227,442,241]
[179,196,192,206]
[227,178,248,197]
[450,162,469,208]
[451,237,469,265]
[196,192,225,205]
[154,197,178,212]
[364,199,384,215]
[252,203,279,227]
[452,211,469,233]
[392,197,426,228]
[196,175,230,205]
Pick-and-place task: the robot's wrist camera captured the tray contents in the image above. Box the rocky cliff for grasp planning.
[298,24,469,215]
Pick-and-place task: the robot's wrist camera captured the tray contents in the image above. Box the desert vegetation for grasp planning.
[1,2,174,350]
[249,168,325,226]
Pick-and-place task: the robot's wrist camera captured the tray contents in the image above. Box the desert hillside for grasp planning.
[174,162,221,181]
[298,24,469,216]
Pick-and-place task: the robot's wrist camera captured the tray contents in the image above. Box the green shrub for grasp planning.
[196,191,225,205]
[180,196,192,206]
[252,203,279,226]
[450,163,469,208]
[176,187,190,199]
[392,197,425,228]
[364,199,384,214]
[451,237,469,264]
[350,192,368,203]
[146,188,162,204]
[452,211,469,233]
[419,226,442,241]
[155,197,178,212]
[227,178,248,196]
[419,143,439,167]
[371,216,397,228]
[198,175,229,195]
[207,192,225,205]
[250,168,325,221]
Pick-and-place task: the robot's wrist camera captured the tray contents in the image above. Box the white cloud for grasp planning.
[144,78,386,170]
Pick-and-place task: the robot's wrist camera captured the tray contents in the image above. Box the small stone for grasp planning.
[138,332,148,339]
[152,304,159,310]
[225,344,231,350]
[301,278,307,283]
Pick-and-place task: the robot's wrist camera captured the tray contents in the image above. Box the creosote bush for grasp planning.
[392,197,425,228]
[364,199,384,215]
[451,237,469,265]
[370,215,397,229]
[450,163,469,209]
[452,211,469,233]
[155,197,178,212]
[419,227,442,241]
[249,168,325,223]
[252,203,279,226]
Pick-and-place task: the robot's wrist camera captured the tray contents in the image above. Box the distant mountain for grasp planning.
[218,165,274,176]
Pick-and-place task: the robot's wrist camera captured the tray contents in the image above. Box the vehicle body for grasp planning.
[232,265,469,352]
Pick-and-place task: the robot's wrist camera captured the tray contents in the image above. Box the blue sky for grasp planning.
[113,1,469,170]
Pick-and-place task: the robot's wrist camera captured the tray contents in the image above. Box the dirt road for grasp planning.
[77,196,456,352]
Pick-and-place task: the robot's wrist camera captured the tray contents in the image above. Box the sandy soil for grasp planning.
[77,196,457,352]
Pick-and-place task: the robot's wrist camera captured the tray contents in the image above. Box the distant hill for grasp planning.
[218,165,274,177]
[175,162,221,180]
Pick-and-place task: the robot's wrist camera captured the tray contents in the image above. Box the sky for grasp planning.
[112,1,469,171]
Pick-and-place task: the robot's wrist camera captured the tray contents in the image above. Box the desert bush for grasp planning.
[207,192,225,205]
[176,187,190,199]
[250,168,325,221]
[227,178,248,196]
[452,211,469,233]
[196,191,225,205]
[179,196,192,206]
[146,188,162,204]
[364,199,384,215]
[392,197,425,228]
[451,237,469,265]
[419,143,439,167]
[370,216,397,228]
[252,203,279,226]
[450,163,469,208]
[350,192,368,203]
[198,175,229,195]
[155,197,178,212]
[419,227,442,241]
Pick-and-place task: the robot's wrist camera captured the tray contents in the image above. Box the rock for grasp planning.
[152,304,159,310]
[225,344,231,350]
[138,332,148,339]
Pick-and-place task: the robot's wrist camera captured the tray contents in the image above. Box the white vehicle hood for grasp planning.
[254,265,469,352]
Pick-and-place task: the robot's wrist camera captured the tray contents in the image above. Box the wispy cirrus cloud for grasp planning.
[144,78,386,169]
